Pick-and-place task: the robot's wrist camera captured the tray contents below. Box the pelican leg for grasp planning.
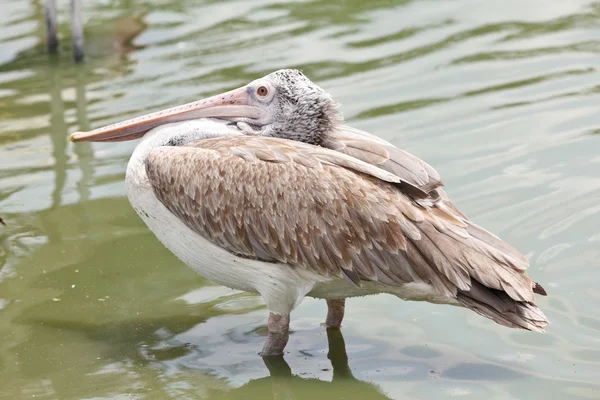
[326,298,346,328]
[70,0,85,62]
[261,313,290,357]
[44,0,59,53]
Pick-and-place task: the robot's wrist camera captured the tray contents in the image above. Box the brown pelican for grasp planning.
[43,0,85,62]
[70,69,548,356]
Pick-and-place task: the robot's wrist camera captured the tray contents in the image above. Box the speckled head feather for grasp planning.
[260,69,343,146]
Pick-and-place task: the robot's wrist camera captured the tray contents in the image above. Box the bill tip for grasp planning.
[69,132,82,142]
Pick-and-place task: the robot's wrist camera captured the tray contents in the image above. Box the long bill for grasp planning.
[69,86,260,142]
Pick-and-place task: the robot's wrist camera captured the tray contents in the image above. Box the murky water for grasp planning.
[1,0,600,399]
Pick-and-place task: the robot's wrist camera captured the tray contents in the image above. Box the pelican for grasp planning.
[70,69,548,356]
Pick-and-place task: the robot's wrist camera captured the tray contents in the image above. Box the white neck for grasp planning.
[125,119,240,192]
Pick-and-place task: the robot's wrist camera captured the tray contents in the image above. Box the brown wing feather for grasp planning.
[326,125,443,197]
[145,135,547,332]
[325,126,530,270]
[324,126,547,303]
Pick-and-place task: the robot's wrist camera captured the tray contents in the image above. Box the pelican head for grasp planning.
[69,69,342,146]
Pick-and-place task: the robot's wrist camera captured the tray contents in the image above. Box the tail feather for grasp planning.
[533,282,547,296]
[457,280,549,332]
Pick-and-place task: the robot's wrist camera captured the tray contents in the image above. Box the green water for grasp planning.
[1,0,600,399]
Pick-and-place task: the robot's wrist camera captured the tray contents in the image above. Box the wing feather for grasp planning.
[326,125,443,197]
[145,135,547,332]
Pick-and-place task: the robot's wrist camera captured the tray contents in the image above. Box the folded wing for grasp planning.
[145,135,547,332]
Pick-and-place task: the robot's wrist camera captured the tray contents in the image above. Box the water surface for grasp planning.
[1,0,600,399]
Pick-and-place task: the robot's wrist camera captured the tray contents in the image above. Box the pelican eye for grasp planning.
[256,86,269,97]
